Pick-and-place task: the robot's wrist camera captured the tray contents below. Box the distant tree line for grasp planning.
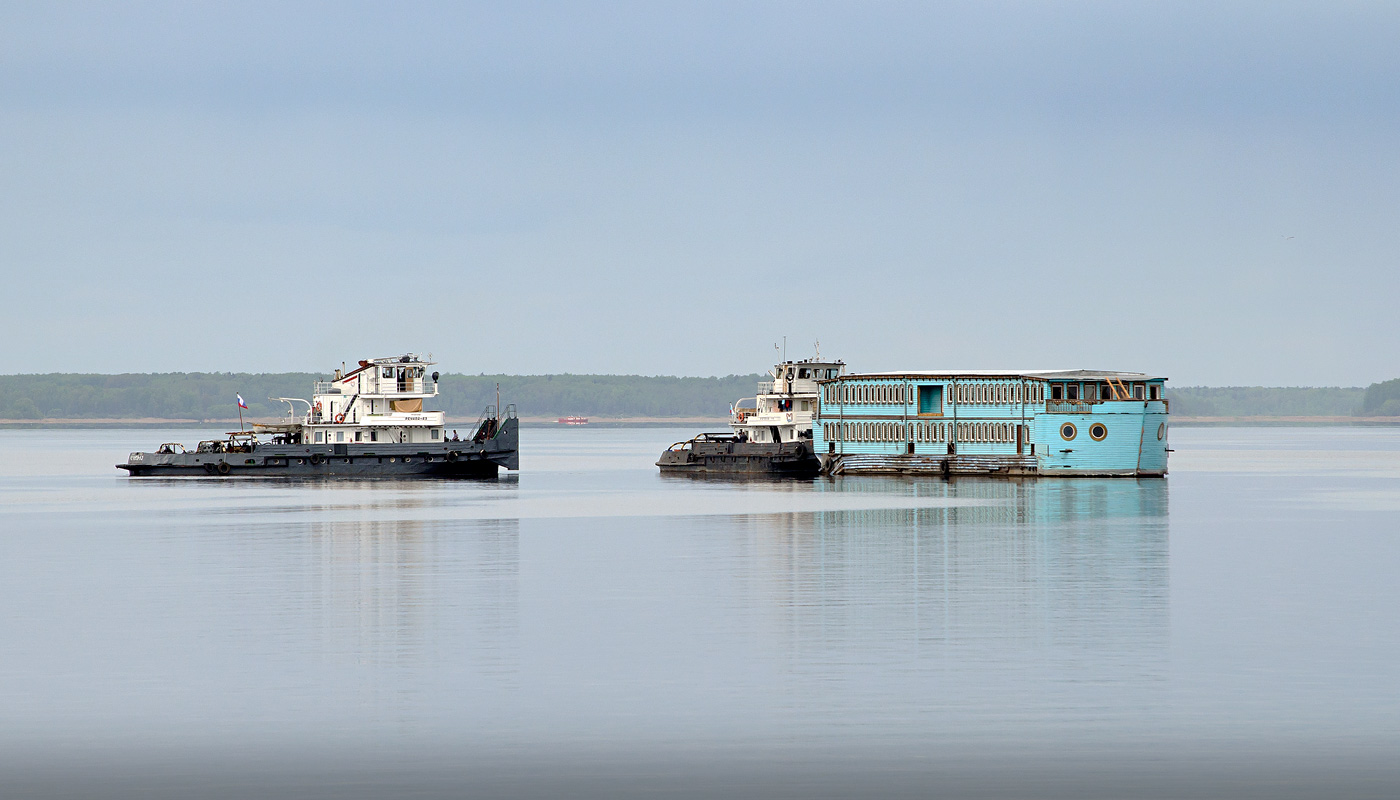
[1358,378,1400,416]
[3,372,1399,420]
[0,372,766,420]
[1164,386,1368,417]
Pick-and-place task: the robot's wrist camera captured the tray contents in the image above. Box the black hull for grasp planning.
[119,459,501,479]
[656,440,820,477]
[118,419,518,479]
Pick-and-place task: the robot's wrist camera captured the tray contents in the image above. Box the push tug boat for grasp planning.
[657,357,846,476]
[118,354,519,478]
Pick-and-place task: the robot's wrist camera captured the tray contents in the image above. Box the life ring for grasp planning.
[786,413,794,423]
[313,401,322,414]
[334,413,345,423]
[216,461,231,475]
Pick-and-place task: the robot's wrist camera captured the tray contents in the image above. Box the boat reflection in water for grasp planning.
[721,477,1170,689]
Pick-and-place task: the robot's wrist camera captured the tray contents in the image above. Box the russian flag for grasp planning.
[237,394,248,409]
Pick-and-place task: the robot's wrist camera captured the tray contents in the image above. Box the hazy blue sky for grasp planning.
[2,2,1396,385]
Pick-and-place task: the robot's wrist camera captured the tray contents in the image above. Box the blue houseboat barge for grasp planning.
[813,370,1168,477]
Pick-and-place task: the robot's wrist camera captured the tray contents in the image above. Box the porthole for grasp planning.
[1089,423,1108,441]
[1060,422,1077,441]
[1157,423,1166,441]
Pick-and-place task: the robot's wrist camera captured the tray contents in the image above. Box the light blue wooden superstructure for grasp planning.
[813,370,1168,477]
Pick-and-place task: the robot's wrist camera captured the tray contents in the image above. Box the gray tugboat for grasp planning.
[657,355,845,476]
[118,354,518,478]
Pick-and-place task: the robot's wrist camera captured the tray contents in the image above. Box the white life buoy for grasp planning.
[786,412,794,423]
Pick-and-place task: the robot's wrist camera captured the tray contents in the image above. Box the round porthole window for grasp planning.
[1090,423,1108,441]
[1060,422,1077,441]
[1157,423,1166,441]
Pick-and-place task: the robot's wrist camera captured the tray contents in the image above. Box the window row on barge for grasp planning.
[118,354,519,478]
[813,370,1168,477]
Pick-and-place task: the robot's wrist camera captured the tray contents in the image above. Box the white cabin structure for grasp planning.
[303,355,447,446]
[731,358,846,444]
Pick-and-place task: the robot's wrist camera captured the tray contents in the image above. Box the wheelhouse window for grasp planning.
[1051,384,1064,400]
[1100,384,1112,400]
[1150,385,1161,400]
[1066,384,1079,400]
[1134,384,1145,400]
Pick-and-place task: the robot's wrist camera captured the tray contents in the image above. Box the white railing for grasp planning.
[314,379,436,396]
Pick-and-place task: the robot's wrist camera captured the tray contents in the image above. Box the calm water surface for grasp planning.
[1,426,1398,798]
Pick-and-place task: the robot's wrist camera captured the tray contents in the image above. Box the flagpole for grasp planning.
[239,404,244,431]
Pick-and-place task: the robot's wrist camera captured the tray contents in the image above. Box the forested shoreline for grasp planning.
[0,372,767,420]
[0,373,1396,420]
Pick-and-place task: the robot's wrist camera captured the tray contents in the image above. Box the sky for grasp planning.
[1,2,1397,386]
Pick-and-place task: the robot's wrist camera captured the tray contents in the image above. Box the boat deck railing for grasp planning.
[1045,399,1101,414]
[313,380,436,396]
[666,432,739,451]
[1044,398,1170,414]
